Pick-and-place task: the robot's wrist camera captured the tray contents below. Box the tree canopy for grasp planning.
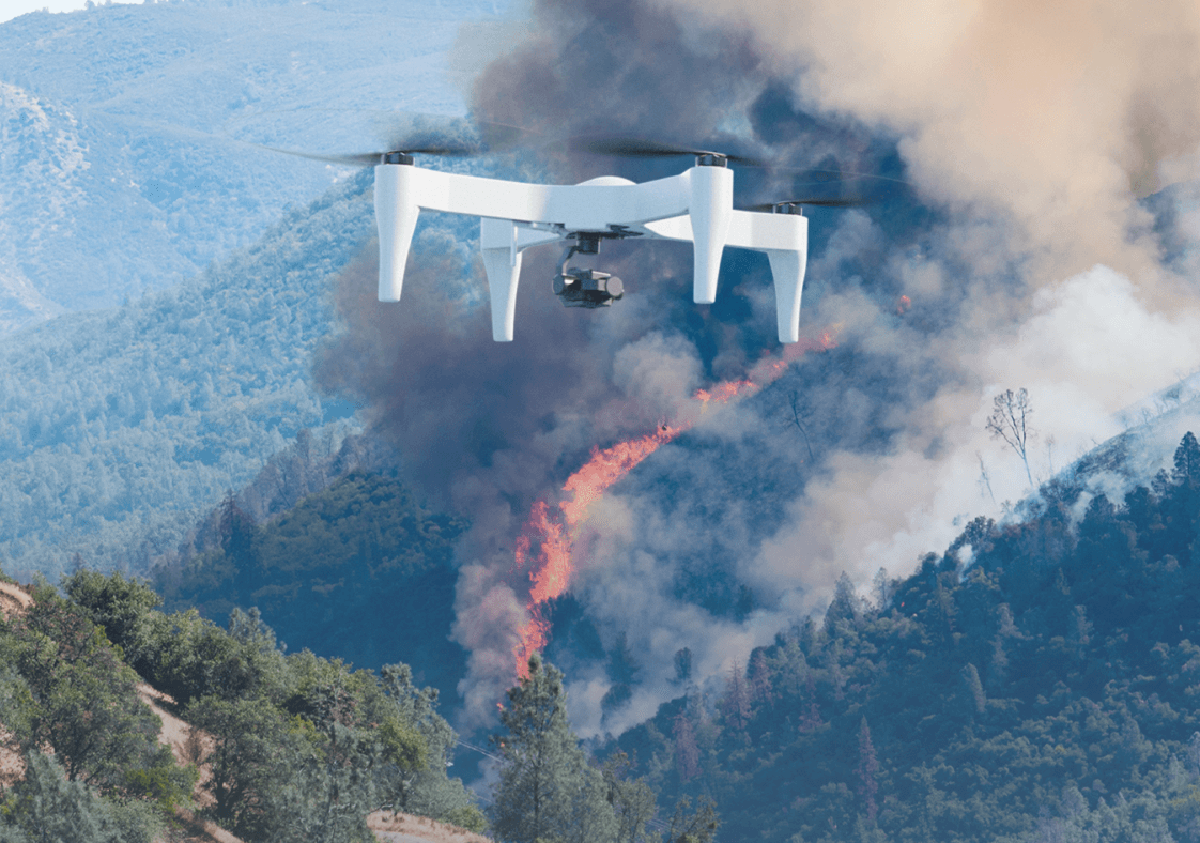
[607,433,1200,843]
[492,655,619,843]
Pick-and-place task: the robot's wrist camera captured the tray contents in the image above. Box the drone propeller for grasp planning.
[567,136,767,167]
[263,145,476,167]
[741,197,873,211]
[258,117,536,166]
[770,166,910,187]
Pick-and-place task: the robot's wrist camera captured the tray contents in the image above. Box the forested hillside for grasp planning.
[155,471,469,703]
[606,433,1200,843]
[0,0,501,324]
[0,567,484,842]
[0,171,374,580]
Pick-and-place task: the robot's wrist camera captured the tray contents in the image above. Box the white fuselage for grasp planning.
[373,162,808,342]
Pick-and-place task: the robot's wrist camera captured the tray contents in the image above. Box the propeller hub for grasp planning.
[381,151,414,166]
[694,153,728,168]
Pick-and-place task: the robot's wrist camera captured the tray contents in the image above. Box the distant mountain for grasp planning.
[0,0,509,328]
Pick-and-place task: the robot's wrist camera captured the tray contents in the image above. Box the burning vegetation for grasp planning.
[512,328,840,674]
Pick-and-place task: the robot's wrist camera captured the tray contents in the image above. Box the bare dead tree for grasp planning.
[986,388,1034,488]
[784,390,816,462]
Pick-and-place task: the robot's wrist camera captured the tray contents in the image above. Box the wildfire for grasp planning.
[512,326,842,676]
[695,380,756,405]
[513,426,688,674]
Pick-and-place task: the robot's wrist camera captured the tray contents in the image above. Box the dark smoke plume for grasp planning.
[316,0,1200,735]
[314,0,956,730]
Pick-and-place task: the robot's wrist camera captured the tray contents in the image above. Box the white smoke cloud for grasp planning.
[552,254,1200,736]
[670,0,1200,277]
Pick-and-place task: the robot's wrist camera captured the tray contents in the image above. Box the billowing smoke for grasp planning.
[314,221,727,725]
[317,0,1200,734]
[673,0,1200,277]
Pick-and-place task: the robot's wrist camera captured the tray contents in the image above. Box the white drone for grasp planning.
[283,132,861,343]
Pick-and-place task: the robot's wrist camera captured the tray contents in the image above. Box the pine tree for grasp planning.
[961,663,986,715]
[826,572,869,636]
[721,661,750,731]
[855,718,879,825]
[673,647,693,685]
[672,712,700,784]
[799,671,822,734]
[748,650,773,710]
[491,655,617,843]
[1173,431,1200,489]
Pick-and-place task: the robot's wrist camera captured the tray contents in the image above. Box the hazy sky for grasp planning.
[0,0,135,25]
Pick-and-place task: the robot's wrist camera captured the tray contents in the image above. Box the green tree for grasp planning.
[665,796,719,843]
[855,718,879,825]
[61,568,161,665]
[185,694,298,840]
[0,750,160,843]
[491,655,617,843]
[218,491,265,595]
[370,663,482,826]
[277,718,377,843]
[9,590,163,793]
[602,752,658,843]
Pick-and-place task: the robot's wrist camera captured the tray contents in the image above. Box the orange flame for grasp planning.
[695,380,756,405]
[512,326,841,677]
[513,427,687,674]
[561,426,687,526]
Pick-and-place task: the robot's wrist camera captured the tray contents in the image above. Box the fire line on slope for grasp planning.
[511,327,840,677]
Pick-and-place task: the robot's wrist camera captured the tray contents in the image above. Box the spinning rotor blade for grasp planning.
[741,196,873,211]
[261,148,385,167]
[258,116,536,166]
[263,139,482,167]
[569,136,766,166]
[772,167,910,186]
[371,116,536,157]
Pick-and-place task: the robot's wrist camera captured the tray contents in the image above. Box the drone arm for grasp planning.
[719,211,808,343]
[735,212,808,343]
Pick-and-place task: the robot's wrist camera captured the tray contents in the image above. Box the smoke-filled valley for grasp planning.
[4,0,1200,841]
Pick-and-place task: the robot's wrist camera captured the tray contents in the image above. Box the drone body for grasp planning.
[373,156,808,342]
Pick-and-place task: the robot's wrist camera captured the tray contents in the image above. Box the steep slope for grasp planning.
[605,432,1200,843]
[156,471,470,704]
[0,568,487,841]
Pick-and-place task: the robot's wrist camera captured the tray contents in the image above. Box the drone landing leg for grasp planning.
[480,219,524,342]
[374,166,420,302]
[766,249,806,344]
